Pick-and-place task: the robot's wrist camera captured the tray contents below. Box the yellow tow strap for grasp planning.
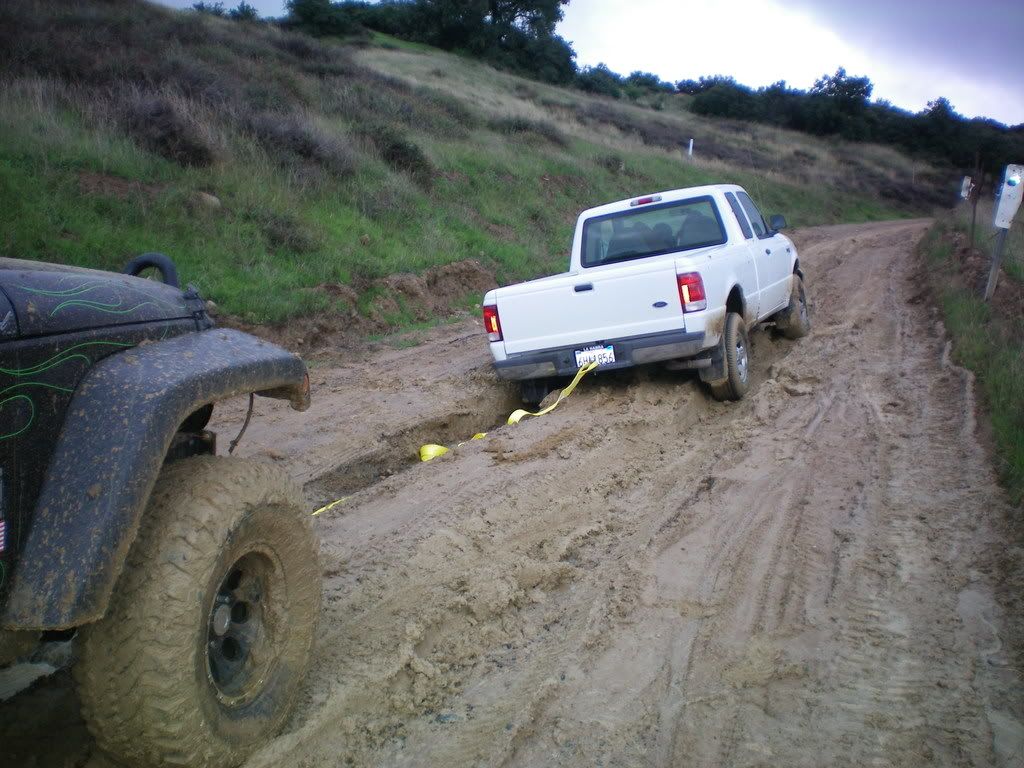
[420,361,599,461]
[311,496,348,517]
[506,361,598,425]
[312,362,600,515]
[419,432,488,462]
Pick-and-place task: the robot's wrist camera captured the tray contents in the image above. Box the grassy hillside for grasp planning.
[0,0,942,327]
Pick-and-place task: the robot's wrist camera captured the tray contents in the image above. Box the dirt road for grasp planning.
[5,220,1024,767]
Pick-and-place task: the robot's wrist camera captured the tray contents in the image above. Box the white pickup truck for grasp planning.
[482,184,810,403]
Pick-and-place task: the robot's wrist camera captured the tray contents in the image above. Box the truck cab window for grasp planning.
[736,191,769,238]
[725,192,753,239]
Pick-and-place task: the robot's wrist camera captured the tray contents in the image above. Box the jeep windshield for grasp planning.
[581,195,727,268]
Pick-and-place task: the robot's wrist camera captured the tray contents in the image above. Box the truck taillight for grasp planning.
[483,304,503,342]
[677,272,707,313]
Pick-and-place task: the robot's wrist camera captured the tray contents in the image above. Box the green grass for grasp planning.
[950,199,1024,282]
[0,0,919,328]
[918,221,1024,504]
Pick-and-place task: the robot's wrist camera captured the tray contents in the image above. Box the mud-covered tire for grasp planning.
[521,377,554,406]
[74,456,321,768]
[708,312,751,402]
[775,274,810,340]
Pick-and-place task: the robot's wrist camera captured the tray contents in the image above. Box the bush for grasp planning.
[576,63,623,99]
[488,116,567,147]
[357,123,433,187]
[247,111,355,176]
[626,71,674,94]
[121,92,219,167]
[228,2,259,21]
[691,82,757,120]
[576,102,684,151]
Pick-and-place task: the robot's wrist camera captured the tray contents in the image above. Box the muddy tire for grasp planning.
[521,377,555,406]
[708,312,750,402]
[74,456,321,768]
[775,274,810,340]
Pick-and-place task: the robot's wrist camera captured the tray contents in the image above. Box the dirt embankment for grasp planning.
[5,220,1024,768]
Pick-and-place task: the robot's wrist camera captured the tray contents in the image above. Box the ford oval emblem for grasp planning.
[653,301,668,308]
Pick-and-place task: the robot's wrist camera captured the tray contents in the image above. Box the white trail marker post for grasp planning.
[984,164,1022,301]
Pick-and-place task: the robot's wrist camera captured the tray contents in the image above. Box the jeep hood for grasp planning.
[0,258,193,339]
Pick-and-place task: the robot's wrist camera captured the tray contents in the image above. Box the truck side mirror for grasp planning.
[769,214,787,231]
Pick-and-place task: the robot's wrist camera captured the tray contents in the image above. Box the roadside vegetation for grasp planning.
[918,207,1024,504]
[2,0,935,327]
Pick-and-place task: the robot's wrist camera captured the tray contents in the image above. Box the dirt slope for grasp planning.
[5,220,1024,767]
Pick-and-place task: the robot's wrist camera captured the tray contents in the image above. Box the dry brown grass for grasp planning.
[357,45,948,210]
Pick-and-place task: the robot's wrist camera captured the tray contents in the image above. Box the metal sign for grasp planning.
[994,164,1022,229]
[960,175,973,200]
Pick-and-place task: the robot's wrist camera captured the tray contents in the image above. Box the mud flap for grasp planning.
[697,335,728,385]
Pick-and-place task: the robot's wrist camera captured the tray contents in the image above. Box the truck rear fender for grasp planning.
[2,329,310,631]
[725,284,750,326]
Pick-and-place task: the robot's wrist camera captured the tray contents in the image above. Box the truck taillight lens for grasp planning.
[483,304,503,342]
[677,272,707,313]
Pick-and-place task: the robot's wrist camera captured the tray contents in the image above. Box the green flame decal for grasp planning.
[50,298,158,317]
[19,277,185,316]
[0,394,34,440]
[20,280,108,298]
[0,340,134,378]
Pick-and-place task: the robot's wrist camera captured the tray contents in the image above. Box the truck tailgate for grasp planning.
[499,261,683,355]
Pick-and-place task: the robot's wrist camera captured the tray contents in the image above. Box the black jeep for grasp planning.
[0,254,321,767]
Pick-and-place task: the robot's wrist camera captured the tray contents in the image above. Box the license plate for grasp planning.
[574,344,615,367]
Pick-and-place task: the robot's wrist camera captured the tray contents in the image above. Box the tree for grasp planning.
[486,0,568,33]
[577,63,624,98]
[228,2,260,20]
[691,81,756,120]
[285,0,358,36]
[192,1,226,15]
[626,71,674,94]
[810,67,873,111]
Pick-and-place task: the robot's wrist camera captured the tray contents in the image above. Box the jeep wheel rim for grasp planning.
[798,286,808,325]
[736,338,748,382]
[206,549,281,706]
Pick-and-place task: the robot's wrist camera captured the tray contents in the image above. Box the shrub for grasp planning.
[488,116,567,147]
[247,111,355,177]
[228,2,259,21]
[357,123,433,187]
[576,63,623,99]
[576,102,684,150]
[597,153,625,174]
[246,209,320,252]
[121,91,219,167]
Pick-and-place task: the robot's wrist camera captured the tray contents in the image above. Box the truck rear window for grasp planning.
[581,196,726,268]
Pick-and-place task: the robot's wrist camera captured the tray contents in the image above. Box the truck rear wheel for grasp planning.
[708,312,750,401]
[74,456,320,768]
[521,377,556,406]
[775,274,810,339]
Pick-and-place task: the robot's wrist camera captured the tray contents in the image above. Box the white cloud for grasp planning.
[561,0,868,88]
[559,0,1022,124]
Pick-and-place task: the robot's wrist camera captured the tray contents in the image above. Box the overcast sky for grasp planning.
[153,0,1024,125]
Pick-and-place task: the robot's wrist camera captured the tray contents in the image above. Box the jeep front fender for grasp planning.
[2,329,310,630]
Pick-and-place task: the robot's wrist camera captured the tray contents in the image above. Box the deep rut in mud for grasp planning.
[3,220,1023,768]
